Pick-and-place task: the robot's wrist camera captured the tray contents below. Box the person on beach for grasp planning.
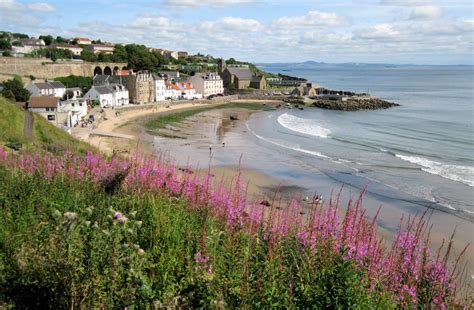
[209,145,212,155]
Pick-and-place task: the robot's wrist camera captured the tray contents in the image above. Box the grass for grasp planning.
[0,154,394,308]
[146,102,273,131]
[0,97,26,145]
[0,96,91,154]
[0,148,470,308]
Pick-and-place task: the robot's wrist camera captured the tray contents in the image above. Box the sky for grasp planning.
[0,0,473,65]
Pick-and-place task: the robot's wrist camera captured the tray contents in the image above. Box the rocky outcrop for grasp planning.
[313,97,399,111]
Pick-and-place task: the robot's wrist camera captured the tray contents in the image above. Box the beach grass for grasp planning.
[145,101,273,130]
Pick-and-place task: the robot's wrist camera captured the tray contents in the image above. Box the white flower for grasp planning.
[63,212,78,220]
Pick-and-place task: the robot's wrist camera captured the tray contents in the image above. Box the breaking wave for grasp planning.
[395,154,474,187]
[277,113,331,138]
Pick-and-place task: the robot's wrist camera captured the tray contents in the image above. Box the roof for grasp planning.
[93,86,113,95]
[226,68,252,80]
[49,81,65,89]
[28,96,60,108]
[178,82,194,90]
[251,76,264,83]
[52,44,82,49]
[32,82,53,90]
[93,75,110,86]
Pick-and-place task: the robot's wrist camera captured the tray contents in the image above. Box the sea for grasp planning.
[249,63,474,221]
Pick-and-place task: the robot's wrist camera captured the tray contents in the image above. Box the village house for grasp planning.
[27,96,60,113]
[75,37,92,45]
[67,87,83,99]
[84,86,114,107]
[59,98,89,127]
[163,50,179,60]
[250,76,267,89]
[50,44,83,56]
[27,96,85,128]
[176,82,200,100]
[110,71,154,104]
[87,44,114,54]
[25,80,66,98]
[178,51,188,59]
[165,82,181,100]
[188,72,224,97]
[12,38,45,55]
[291,82,321,97]
[152,74,167,102]
[218,58,265,89]
[86,77,129,107]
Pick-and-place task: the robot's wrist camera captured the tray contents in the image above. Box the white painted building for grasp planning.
[11,38,45,55]
[25,81,66,98]
[84,84,129,107]
[51,44,83,56]
[75,37,92,45]
[165,82,181,100]
[28,96,60,113]
[153,74,167,102]
[59,98,88,127]
[177,82,201,100]
[87,44,114,54]
[84,86,114,107]
[188,73,224,97]
[110,84,129,106]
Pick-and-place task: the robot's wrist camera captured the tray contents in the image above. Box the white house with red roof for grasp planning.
[75,37,92,45]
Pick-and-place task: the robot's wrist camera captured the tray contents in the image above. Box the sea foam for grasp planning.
[277,113,331,138]
[395,154,474,187]
[246,124,329,159]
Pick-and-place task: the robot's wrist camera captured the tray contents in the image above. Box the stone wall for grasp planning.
[0,57,127,80]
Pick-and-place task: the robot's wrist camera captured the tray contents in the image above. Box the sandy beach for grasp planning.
[71,100,474,289]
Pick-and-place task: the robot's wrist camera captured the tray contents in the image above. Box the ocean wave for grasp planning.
[246,124,330,159]
[277,113,331,138]
[395,154,474,187]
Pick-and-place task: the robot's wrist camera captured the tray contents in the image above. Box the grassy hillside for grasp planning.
[0,96,90,153]
[0,147,469,308]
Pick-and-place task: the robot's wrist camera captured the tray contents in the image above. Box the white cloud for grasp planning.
[356,23,400,39]
[0,0,23,10]
[131,15,172,28]
[199,17,261,32]
[380,0,431,6]
[273,10,350,28]
[27,2,55,11]
[165,0,255,7]
[409,5,443,19]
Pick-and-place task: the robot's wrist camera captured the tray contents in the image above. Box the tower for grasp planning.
[218,58,226,74]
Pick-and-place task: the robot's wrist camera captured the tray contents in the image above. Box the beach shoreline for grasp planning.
[71,100,474,289]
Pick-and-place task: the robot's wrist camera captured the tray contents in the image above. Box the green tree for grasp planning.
[0,39,11,50]
[12,33,28,39]
[112,44,128,62]
[81,49,97,62]
[55,36,68,44]
[2,51,11,57]
[39,35,54,46]
[1,76,30,102]
[1,89,15,101]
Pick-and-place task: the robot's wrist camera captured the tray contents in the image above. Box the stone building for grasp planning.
[218,58,266,90]
[250,76,266,89]
[110,71,154,104]
[188,72,224,97]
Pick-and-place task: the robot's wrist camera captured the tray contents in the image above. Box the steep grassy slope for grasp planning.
[0,96,90,153]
